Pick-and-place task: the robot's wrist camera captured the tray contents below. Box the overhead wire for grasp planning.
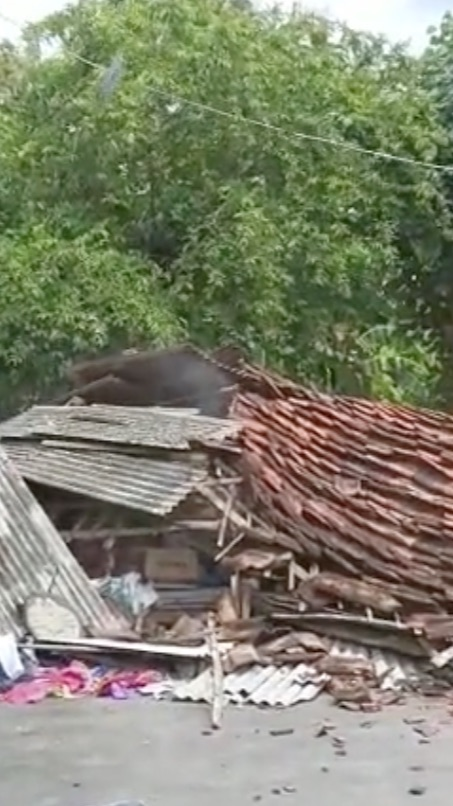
[0,6,451,173]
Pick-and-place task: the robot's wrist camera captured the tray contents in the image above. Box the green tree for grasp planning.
[0,0,450,410]
[421,13,453,403]
[0,225,182,415]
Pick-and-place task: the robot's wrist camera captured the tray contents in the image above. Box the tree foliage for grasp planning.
[421,14,453,402]
[0,0,451,412]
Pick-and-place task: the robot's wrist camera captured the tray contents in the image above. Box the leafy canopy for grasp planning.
[0,0,450,410]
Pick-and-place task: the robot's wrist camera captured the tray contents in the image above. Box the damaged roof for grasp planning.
[14,344,453,620]
[0,446,126,636]
[3,444,208,516]
[0,402,235,514]
[234,375,453,614]
[0,404,238,450]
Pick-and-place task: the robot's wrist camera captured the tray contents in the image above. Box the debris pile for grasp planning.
[1,344,453,722]
[235,368,453,616]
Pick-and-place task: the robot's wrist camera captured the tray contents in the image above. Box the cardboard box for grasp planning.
[144,547,200,584]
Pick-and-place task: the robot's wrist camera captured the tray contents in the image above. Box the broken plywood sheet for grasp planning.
[0,447,126,636]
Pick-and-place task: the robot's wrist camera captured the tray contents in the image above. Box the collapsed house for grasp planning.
[2,344,453,714]
[0,402,241,634]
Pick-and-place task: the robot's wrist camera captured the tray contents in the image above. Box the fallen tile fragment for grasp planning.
[314,721,336,737]
[328,677,371,704]
[331,734,347,756]
[413,724,438,739]
[404,717,426,726]
[408,786,426,796]
[270,728,294,737]
[338,701,361,712]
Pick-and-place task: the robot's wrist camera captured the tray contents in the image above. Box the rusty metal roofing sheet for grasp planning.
[0,405,237,450]
[4,444,208,516]
[0,446,126,636]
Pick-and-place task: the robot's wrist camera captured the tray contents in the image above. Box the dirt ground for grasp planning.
[0,696,452,806]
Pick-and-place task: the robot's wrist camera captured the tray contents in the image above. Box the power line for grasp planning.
[0,7,452,173]
[148,88,453,172]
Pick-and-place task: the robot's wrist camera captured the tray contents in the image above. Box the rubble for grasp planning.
[2,344,453,723]
[233,362,453,616]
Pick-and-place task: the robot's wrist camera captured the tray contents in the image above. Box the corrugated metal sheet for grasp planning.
[0,404,238,450]
[225,663,328,705]
[0,446,127,636]
[4,444,208,516]
[173,640,427,708]
[174,663,328,706]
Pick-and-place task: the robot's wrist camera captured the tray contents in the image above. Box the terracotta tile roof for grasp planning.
[234,371,453,615]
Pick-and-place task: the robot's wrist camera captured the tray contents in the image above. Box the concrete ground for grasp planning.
[0,696,452,806]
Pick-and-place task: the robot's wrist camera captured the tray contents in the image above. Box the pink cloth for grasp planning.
[0,661,161,704]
